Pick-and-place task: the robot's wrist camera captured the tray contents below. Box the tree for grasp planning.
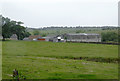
[2,16,31,40]
[76,30,84,33]
[101,32,118,42]
[11,25,31,40]
[2,17,13,41]
[33,30,40,35]
[41,33,46,37]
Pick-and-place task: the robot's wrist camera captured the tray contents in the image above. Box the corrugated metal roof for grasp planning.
[67,33,100,35]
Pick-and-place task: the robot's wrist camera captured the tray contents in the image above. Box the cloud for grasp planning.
[1,0,118,27]
[1,0,119,3]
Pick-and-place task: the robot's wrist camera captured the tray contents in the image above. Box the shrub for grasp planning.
[101,32,118,42]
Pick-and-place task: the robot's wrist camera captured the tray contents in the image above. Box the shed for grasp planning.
[10,34,18,40]
[64,33,101,42]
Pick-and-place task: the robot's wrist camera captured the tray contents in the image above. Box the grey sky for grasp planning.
[1,0,119,28]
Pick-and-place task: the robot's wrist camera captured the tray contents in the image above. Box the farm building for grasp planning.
[63,33,101,42]
[28,35,41,41]
[49,35,65,42]
[10,34,18,40]
[24,33,101,43]
[24,35,52,41]
[23,37,30,41]
[37,37,51,41]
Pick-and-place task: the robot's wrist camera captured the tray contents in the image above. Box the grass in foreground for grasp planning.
[0,41,2,80]
[2,41,118,79]
[3,56,118,79]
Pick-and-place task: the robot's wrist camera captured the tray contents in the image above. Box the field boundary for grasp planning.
[67,41,119,45]
[1,79,119,81]
[43,56,119,63]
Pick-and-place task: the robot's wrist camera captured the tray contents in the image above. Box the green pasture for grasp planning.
[2,41,118,79]
[0,41,2,80]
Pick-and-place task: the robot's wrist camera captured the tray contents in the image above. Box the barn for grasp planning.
[48,35,65,42]
[63,33,101,42]
[10,34,18,40]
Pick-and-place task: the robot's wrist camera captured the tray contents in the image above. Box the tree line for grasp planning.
[0,15,31,41]
[101,32,119,43]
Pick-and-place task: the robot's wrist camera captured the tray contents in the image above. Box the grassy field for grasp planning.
[2,41,118,79]
[0,41,2,80]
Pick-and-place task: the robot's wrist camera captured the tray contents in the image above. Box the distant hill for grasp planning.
[26,26,118,36]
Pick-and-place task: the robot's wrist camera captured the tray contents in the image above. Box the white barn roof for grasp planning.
[67,33,100,36]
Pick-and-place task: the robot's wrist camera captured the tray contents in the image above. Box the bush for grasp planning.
[101,32,118,42]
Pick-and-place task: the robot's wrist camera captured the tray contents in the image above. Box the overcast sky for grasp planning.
[0,0,119,28]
